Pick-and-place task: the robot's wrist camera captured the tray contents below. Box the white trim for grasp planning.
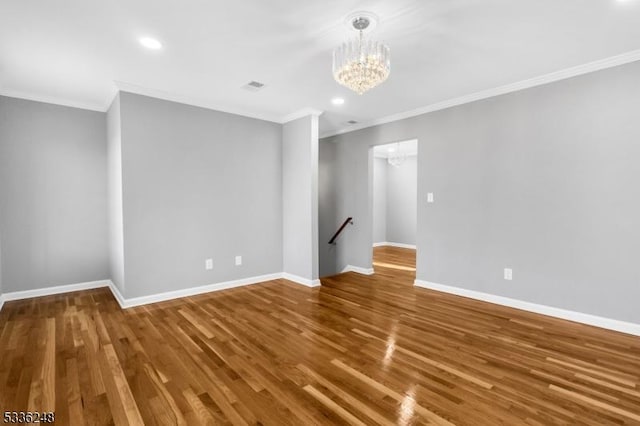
[105,87,119,111]
[341,265,375,275]
[282,273,321,288]
[373,152,418,159]
[1,280,111,301]
[109,273,284,309]
[114,81,283,123]
[321,49,640,138]
[4,49,640,126]
[107,281,127,309]
[1,84,327,125]
[0,273,323,311]
[0,89,107,112]
[372,138,418,159]
[414,280,640,337]
[281,108,324,123]
[373,242,416,250]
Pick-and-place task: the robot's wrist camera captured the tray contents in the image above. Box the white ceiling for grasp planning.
[1,0,640,136]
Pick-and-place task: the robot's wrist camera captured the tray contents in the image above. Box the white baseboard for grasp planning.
[0,272,322,311]
[341,265,375,275]
[1,279,111,302]
[373,242,417,250]
[108,281,127,308]
[282,273,321,288]
[110,273,284,309]
[414,280,640,337]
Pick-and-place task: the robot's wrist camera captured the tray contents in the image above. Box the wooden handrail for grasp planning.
[328,217,353,244]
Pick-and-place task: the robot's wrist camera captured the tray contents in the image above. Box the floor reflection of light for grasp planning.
[398,386,417,426]
[383,335,396,368]
[383,324,398,370]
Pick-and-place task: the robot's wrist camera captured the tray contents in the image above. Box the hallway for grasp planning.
[372,245,417,276]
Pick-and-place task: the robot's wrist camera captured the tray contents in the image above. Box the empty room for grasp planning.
[1,1,639,424]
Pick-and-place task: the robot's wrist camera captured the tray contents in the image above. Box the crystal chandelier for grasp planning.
[333,15,390,95]
[387,142,406,167]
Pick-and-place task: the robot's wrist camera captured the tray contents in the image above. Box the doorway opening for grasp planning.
[371,139,418,278]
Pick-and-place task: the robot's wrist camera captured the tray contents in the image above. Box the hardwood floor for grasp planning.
[1,248,639,424]
[372,246,417,274]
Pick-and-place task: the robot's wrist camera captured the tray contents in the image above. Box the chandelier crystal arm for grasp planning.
[358,30,365,84]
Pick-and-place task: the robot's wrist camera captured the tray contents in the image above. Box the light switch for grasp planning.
[504,268,513,280]
[427,193,434,203]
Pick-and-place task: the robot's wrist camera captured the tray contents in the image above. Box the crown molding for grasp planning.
[373,151,418,159]
[114,81,283,123]
[0,88,107,112]
[1,83,322,125]
[5,49,640,130]
[115,82,324,124]
[281,107,324,123]
[320,49,640,139]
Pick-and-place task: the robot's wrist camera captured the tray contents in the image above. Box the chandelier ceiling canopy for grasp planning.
[333,13,390,95]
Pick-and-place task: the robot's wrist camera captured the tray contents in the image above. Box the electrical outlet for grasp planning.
[427,193,434,203]
[504,268,513,280]
[205,258,213,270]
[235,255,242,266]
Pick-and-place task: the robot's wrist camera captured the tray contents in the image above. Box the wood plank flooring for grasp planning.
[1,246,639,424]
[372,246,416,273]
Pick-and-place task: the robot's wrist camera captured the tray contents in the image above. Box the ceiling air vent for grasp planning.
[347,120,358,125]
[243,81,266,92]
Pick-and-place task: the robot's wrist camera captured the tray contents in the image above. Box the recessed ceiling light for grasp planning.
[331,98,345,105]
[388,147,396,152]
[139,37,162,50]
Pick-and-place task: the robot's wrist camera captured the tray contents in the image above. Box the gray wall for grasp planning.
[282,115,320,282]
[319,140,338,277]
[372,157,387,244]
[0,96,109,292]
[119,92,283,298]
[321,60,640,324]
[107,94,125,292]
[373,155,417,246]
[0,229,3,297]
[386,155,417,246]
[319,136,374,273]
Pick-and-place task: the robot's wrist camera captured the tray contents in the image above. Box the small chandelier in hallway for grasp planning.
[387,142,406,167]
[333,13,390,95]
